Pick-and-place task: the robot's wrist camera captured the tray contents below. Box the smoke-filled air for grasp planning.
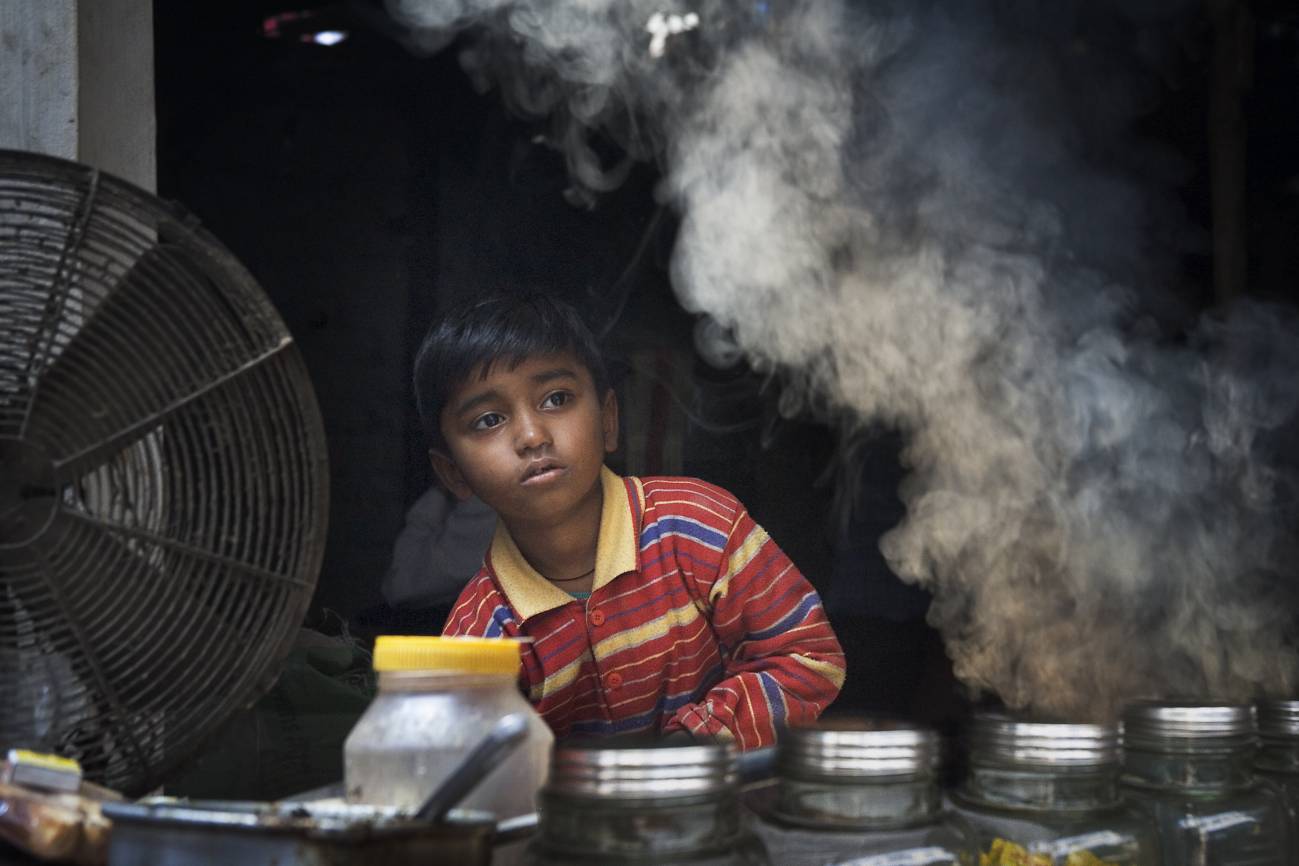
[389,0,1299,720]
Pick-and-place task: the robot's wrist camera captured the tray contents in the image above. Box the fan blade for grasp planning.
[14,509,172,779]
[16,506,303,792]
[56,509,314,592]
[19,241,291,481]
[49,341,291,483]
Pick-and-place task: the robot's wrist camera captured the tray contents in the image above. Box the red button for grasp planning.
[606,671,623,689]
[589,610,606,627]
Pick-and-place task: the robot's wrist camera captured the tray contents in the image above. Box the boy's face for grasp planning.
[430,351,618,527]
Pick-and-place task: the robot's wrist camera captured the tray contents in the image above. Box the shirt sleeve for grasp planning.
[665,509,846,749]
[442,571,509,636]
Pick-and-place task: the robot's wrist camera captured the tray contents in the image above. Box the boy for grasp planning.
[415,294,845,749]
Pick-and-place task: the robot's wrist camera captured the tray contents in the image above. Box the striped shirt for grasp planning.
[442,467,846,749]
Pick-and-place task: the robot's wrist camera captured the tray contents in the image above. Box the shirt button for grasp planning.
[606,671,623,689]
[589,610,606,627]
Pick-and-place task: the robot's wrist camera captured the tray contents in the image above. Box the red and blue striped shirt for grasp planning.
[442,468,846,749]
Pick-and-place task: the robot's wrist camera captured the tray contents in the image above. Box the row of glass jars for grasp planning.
[521,700,1299,866]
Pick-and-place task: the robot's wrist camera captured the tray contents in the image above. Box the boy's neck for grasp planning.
[506,475,605,585]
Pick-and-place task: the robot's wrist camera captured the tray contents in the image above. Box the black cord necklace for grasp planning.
[549,567,595,583]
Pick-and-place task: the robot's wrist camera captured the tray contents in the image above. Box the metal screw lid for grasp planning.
[1255,700,1299,738]
[969,713,1120,768]
[547,742,737,799]
[1122,701,1256,747]
[779,719,941,779]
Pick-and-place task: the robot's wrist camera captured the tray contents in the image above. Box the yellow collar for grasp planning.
[488,466,643,621]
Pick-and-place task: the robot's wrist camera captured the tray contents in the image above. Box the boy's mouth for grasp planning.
[521,458,565,485]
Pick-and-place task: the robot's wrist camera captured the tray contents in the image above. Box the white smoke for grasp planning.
[390,0,1299,720]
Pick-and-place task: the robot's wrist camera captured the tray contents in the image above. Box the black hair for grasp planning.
[414,293,611,447]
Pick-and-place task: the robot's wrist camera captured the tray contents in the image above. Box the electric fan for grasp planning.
[0,149,329,796]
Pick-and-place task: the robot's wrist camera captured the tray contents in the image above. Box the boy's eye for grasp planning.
[541,391,572,409]
[471,412,505,431]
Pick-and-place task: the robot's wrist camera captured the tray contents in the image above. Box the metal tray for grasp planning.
[102,798,498,866]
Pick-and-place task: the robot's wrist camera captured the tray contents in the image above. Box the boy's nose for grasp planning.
[514,411,551,452]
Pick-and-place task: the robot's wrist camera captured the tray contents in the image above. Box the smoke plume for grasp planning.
[390,0,1299,719]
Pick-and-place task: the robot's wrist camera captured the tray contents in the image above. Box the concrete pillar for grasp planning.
[0,0,155,191]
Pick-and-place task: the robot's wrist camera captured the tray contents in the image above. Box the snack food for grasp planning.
[0,782,110,866]
[980,839,1051,866]
[980,838,1119,866]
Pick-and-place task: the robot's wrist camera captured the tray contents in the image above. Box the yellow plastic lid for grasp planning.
[372,635,522,675]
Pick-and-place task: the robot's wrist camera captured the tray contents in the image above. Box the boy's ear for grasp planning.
[429,448,474,501]
[601,388,619,454]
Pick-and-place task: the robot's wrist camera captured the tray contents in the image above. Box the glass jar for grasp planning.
[747,719,977,865]
[343,635,553,821]
[525,741,770,866]
[1121,701,1289,866]
[950,714,1159,865]
[1254,699,1299,839]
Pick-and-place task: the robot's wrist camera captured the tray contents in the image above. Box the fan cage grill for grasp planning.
[0,149,329,795]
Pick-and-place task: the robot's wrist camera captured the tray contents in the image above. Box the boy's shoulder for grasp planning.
[635,475,743,525]
[450,565,505,609]
[444,567,518,635]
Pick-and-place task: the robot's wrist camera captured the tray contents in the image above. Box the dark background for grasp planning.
[153,0,1299,726]
[154,2,849,615]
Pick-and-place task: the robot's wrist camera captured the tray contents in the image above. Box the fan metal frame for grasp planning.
[0,148,330,795]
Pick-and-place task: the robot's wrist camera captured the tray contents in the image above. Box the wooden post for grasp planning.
[0,0,155,191]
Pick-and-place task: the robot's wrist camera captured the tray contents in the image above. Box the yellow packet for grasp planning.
[1,751,82,794]
[982,838,1120,866]
[981,838,1051,866]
